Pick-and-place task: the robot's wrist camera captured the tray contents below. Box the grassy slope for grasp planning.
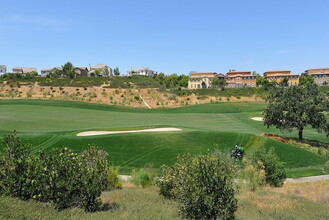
[0,99,328,176]
[1,181,329,220]
[45,132,326,174]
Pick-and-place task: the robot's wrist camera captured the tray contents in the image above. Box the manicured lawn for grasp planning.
[0,99,328,176]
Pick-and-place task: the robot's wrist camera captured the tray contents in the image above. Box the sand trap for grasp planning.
[251,117,263,121]
[77,127,182,136]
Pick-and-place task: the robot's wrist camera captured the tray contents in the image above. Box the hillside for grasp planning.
[0,83,264,108]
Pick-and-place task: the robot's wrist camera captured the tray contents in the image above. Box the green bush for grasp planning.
[0,131,34,199]
[107,168,122,189]
[0,132,111,212]
[131,169,153,188]
[156,153,238,219]
[240,159,266,191]
[250,148,286,187]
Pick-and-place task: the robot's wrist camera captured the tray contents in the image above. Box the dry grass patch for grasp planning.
[269,181,329,205]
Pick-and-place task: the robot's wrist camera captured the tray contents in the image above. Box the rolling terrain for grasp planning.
[0,99,328,176]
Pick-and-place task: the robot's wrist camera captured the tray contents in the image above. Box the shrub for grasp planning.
[131,169,153,188]
[0,132,111,212]
[134,96,140,101]
[250,148,286,187]
[0,131,34,199]
[107,168,122,189]
[156,153,238,219]
[240,159,266,191]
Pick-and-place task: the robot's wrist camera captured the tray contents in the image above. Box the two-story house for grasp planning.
[302,68,329,86]
[40,67,63,77]
[89,64,112,77]
[0,65,6,76]
[264,70,299,86]
[188,72,225,89]
[12,67,37,75]
[74,67,89,76]
[127,67,157,77]
[226,71,256,88]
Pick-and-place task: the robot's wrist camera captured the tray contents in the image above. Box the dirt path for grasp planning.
[134,89,152,109]
[118,174,329,183]
[76,127,182,136]
[285,174,329,183]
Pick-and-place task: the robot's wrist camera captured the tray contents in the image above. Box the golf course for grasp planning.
[0,99,328,177]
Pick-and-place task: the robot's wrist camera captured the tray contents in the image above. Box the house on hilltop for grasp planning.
[0,65,6,76]
[40,67,63,77]
[12,67,37,75]
[89,64,112,77]
[226,71,256,88]
[74,67,89,76]
[127,67,157,77]
[302,68,329,86]
[264,70,299,86]
[188,72,225,89]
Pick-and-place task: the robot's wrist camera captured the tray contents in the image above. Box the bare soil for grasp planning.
[0,84,264,108]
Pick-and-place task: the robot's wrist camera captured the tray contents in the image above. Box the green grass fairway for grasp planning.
[0,99,328,176]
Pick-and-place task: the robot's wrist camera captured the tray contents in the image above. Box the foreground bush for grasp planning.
[107,167,122,189]
[131,168,153,188]
[240,159,266,191]
[156,153,238,220]
[250,148,286,187]
[0,131,111,212]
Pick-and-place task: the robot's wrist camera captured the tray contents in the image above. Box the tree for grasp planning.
[211,77,220,87]
[62,62,75,78]
[256,76,265,86]
[264,83,329,140]
[113,67,120,76]
[299,75,315,86]
[279,77,289,87]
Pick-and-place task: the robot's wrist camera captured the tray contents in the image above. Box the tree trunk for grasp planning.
[298,128,303,141]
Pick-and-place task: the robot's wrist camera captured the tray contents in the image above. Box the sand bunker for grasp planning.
[77,127,182,136]
[251,117,264,121]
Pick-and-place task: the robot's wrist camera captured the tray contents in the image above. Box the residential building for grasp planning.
[0,65,6,76]
[12,67,37,75]
[302,68,329,86]
[189,72,225,89]
[40,67,63,77]
[89,64,112,77]
[74,67,89,76]
[40,68,53,77]
[127,67,157,77]
[226,71,256,88]
[264,70,299,86]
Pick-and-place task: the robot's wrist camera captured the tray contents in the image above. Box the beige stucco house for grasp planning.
[188,72,225,89]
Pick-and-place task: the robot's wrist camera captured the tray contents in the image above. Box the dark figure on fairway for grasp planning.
[231,145,245,160]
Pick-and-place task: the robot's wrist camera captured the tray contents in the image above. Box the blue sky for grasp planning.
[0,0,328,76]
